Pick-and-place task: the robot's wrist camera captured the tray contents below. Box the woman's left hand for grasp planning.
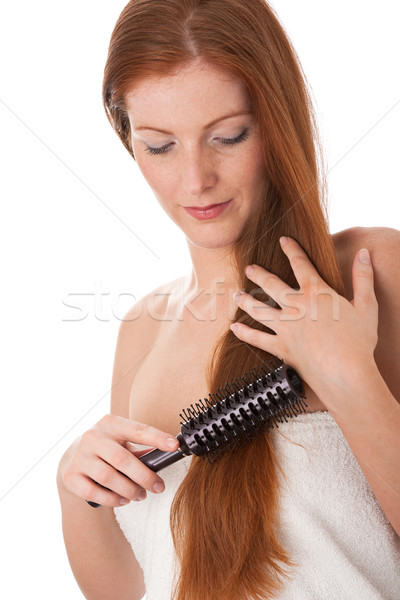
[230,236,379,402]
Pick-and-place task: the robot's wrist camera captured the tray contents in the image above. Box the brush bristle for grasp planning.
[179,357,307,461]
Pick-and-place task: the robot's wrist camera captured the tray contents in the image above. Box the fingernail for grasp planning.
[230,323,239,333]
[152,481,164,493]
[233,291,244,303]
[166,437,178,448]
[245,265,255,276]
[280,236,289,247]
[135,490,147,501]
[119,498,130,505]
[359,248,370,264]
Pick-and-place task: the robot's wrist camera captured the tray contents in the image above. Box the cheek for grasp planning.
[234,148,266,194]
[137,158,177,198]
[249,149,266,195]
[248,137,266,175]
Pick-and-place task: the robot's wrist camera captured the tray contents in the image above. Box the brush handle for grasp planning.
[139,444,186,471]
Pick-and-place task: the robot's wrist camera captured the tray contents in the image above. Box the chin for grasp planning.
[185,228,244,251]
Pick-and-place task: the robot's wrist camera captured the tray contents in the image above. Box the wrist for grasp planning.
[307,354,381,412]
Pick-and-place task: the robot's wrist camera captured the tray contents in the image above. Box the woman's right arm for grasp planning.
[56,299,178,600]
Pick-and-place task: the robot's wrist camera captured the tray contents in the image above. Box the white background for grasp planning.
[0,1,399,598]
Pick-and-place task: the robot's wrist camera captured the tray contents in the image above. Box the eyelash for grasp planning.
[144,128,250,156]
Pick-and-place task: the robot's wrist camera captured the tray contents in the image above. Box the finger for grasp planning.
[244,265,288,307]
[233,290,280,326]
[96,414,179,452]
[124,442,155,459]
[79,451,148,501]
[352,248,378,312]
[93,435,167,494]
[66,472,134,508]
[278,236,317,288]
[85,466,149,508]
[229,321,280,356]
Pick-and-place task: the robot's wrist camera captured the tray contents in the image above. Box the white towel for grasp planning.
[114,411,400,599]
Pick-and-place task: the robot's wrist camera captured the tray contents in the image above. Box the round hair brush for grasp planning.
[87,357,307,507]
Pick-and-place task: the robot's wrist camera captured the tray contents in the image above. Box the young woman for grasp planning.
[56,1,400,599]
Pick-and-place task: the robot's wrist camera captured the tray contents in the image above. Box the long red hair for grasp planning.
[103,1,344,598]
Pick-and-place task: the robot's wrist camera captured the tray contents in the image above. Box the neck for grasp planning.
[181,240,241,322]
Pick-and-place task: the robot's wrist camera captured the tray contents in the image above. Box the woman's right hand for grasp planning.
[57,414,180,508]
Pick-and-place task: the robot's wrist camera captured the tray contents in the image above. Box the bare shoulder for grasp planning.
[110,275,187,417]
[333,226,400,293]
[333,225,400,258]
[333,226,400,401]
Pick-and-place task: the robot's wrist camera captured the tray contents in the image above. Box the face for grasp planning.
[124,60,266,250]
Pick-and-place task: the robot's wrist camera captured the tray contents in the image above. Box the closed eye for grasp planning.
[220,128,250,146]
[144,128,250,156]
[144,143,172,156]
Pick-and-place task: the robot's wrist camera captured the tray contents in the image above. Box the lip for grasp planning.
[183,198,233,220]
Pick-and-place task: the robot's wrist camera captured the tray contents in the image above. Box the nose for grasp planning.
[181,145,218,197]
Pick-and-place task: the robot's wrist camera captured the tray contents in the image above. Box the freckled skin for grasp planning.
[124,59,266,251]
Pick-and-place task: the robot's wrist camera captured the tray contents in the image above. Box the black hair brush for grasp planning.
[87,357,307,507]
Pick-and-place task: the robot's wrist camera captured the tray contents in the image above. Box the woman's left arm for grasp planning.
[230,231,400,535]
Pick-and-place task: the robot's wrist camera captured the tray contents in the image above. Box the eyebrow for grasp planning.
[134,110,252,134]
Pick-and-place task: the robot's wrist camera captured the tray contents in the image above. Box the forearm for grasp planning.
[319,361,400,535]
[57,447,145,600]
